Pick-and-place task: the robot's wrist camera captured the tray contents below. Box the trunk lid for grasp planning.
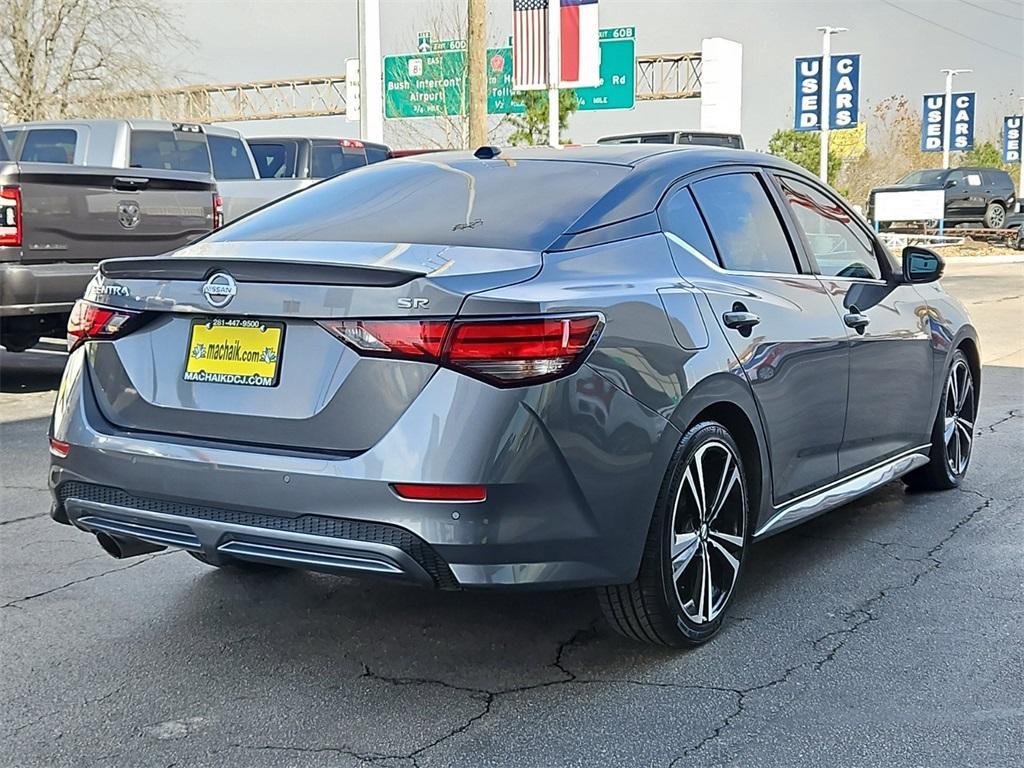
[84,240,541,452]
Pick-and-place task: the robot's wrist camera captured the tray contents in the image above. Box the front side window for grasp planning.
[130,130,210,173]
[21,129,77,164]
[691,173,799,274]
[209,135,256,180]
[248,142,298,178]
[778,175,881,280]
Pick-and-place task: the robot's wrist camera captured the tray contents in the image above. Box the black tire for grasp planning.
[904,349,977,491]
[597,421,750,647]
[188,550,284,572]
[984,202,1006,229]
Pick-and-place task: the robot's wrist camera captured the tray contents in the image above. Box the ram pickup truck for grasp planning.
[246,137,391,191]
[5,119,273,223]
[0,130,216,352]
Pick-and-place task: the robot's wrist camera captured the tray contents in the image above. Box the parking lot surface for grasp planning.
[2,258,1022,768]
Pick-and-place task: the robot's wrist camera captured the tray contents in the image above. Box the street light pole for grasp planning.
[940,68,971,170]
[547,0,560,147]
[358,0,384,143]
[816,25,847,185]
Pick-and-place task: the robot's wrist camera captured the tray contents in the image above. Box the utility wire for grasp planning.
[957,0,1023,20]
[881,0,1023,60]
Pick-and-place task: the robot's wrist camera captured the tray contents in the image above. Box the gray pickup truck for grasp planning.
[4,119,273,223]
[0,130,216,352]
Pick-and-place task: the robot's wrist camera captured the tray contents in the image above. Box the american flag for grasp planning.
[513,0,550,90]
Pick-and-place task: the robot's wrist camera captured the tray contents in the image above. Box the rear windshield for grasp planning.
[311,143,365,178]
[130,129,210,173]
[250,141,299,178]
[21,128,78,163]
[209,158,630,251]
[209,135,256,179]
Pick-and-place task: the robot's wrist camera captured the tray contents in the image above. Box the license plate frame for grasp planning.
[183,317,285,388]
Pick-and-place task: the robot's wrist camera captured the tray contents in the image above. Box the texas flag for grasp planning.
[559,0,600,88]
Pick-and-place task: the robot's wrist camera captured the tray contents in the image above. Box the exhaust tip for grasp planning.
[95,532,165,559]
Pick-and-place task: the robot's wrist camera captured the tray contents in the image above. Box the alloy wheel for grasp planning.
[988,206,1006,228]
[668,440,747,624]
[944,359,976,476]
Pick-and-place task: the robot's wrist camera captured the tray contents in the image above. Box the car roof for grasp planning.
[6,118,243,138]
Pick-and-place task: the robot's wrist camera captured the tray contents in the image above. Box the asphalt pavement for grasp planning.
[2,258,1022,768]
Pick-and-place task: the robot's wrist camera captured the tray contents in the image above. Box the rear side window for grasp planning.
[659,187,719,265]
[249,141,299,178]
[130,129,210,173]
[691,173,799,274]
[209,135,255,179]
[209,158,630,251]
[311,143,365,178]
[778,175,881,280]
[365,144,389,164]
[984,169,1011,187]
[0,135,9,162]
[640,134,674,144]
[21,129,77,164]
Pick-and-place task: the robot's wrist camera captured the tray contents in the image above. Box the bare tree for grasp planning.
[0,0,190,122]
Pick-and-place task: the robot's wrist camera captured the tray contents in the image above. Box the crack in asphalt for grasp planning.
[982,408,1020,435]
[0,511,50,526]
[0,551,170,608]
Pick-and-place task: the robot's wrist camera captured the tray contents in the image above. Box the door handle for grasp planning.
[722,305,761,336]
[113,176,149,191]
[844,311,870,333]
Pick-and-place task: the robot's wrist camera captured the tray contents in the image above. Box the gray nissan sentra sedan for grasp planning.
[48,145,979,646]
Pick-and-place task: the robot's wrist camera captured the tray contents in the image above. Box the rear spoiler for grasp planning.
[99,256,421,287]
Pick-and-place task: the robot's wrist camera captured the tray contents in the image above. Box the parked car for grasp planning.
[246,137,391,187]
[866,167,1016,228]
[598,130,745,149]
[4,120,274,223]
[49,145,978,647]
[0,129,217,353]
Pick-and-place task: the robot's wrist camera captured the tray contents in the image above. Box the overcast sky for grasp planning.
[167,0,1023,149]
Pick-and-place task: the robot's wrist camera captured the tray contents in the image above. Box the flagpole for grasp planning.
[547,0,560,147]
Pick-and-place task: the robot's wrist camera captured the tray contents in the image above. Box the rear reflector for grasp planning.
[67,300,144,351]
[48,438,70,458]
[392,484,486,502]
[0,186,22,247]
[319,314,603,387]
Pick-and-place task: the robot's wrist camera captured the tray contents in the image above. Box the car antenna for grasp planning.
[474,146,501,159]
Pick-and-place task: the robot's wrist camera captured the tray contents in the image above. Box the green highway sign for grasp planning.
[577,28,635,111]
[384,46,523,119]
[384,27,636,119]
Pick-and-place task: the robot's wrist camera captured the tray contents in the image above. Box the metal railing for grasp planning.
[68,52,704,122]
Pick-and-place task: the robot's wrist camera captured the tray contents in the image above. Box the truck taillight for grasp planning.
[319,314,603,387]
[0,186,22,247]
[67,300,145,352]
[212,194,224,229]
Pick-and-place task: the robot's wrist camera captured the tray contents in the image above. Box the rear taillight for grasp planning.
[67,300,144,352]
[0,186,22,247]
[319,314,603,387]
[212,194,224,229]
[48,438,71,459]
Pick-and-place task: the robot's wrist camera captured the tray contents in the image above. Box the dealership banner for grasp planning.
[921,92,976,152]
[794,54,860,131]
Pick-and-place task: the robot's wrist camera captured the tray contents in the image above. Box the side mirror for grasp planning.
[902,246,944,283]
[944,178,958,189]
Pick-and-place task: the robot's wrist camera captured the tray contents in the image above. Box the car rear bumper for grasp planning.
[0,261,97,316]
[49,348,680,589]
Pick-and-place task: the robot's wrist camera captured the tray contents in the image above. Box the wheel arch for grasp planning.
[668,373,772,532]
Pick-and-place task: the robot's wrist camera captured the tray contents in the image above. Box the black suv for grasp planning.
[868,167,1016,229]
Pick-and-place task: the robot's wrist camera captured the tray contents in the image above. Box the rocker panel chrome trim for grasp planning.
[754,446,931,539]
